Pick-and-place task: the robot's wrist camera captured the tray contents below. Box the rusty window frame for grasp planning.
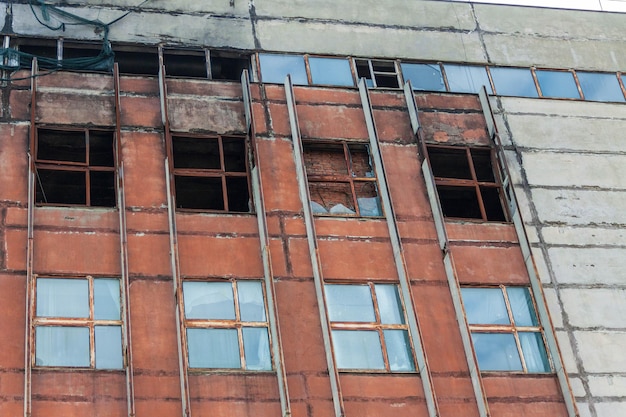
[353,58,401,89]
[461,285,552,373]
[171,134,252,213]
[302,139,382,217]
[325,282,416,373]
[34,127,117,208]
[425,144,508,222]
[181,279,273,371]
[31,275,124,369]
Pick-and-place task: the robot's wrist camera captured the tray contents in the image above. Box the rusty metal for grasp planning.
[285,75,345,417]
[359,78,440,417]
[114,63,137,417]
[479,86,579,417]
[160,60,192,417]
[242,69,292,416]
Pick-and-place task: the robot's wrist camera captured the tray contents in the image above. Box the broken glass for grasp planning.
[401,63,445,92]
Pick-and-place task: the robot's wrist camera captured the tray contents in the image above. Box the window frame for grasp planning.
[325,282,416,373]
[182,279,273,372]
[425,144,509,222]
[461,285,552,373]
[32,275,124,370]
[302,139,382,217]
[171,134,252,213]
[34,127,117,208]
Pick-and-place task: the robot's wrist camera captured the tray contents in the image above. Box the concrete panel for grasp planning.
[595,402,626,417]
[576,331,626,373]
[589,376,626,397]
[255,20,487,61]
[556,330,579,373]
[500,97,626,119]
[255,0,476,30]
[530,188,626,225]
[541,226,626,246]
[522,152,626,189]
[507,115,626,153]
[561,288,626,329]
[548,247,626,285]
[482,33,626,70]
[543,287,564,329]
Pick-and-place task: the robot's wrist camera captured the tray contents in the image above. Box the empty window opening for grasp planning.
[33,276,124,369]
[354,59,400,89]
[210,51,250,81]
[461,286,551,373]
[182,280,272,370]
[172,135,251,212]
[325,283,415,372]
[303,141,381,217]
[427,145,506,221]
[113,46,159,75]
[35,128,116,207]
[164,49,207,78]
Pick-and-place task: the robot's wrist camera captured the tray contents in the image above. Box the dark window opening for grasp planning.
[354,58,399,88]
[210,52,250,81]
[164,49,207,78]
[303,141,381,217]
[113,47,159,75]
[18,39,58,60]
[35,128,116,207]
[172,135,251,213]
[427,145,507,222]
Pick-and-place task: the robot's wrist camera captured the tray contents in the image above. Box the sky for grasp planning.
[449,0,626,12]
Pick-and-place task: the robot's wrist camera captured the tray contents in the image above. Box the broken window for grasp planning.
[172,135,251,212]
[426,145,507,221]
[209,51,250,81]
[461,286,551,373]
[163,48,208,78]
[183,280,272,370]
[303,141,381,217]
[35,128,116,207]
[354,58,400,88]
[325,283,415,372]
[34,276,123,369]
[401,62,446,92]
[112,44,159,75]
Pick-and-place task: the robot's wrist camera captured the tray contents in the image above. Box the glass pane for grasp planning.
[332,330,384,370]
[536,70,580,99]
[325,284,375,322]
[183,281,235,319]
[384,330,415,371]
[309,57,354,86]
[238,281,266,322]
[577,72,625,102]
[401,63,445,92]
[444,64,493,94]
[37,278,89,318]
[94,279,121,320]
[187,328,241,369]
[507,287,538,326]
[35,326,90,367]
[461,288,510,325]
[95,326,123,369]
[259,54,307,85]
[375,284,404,324]
[242,327,272,370]
[471,332,522,371]
[356,195,382,217]
[519,332,551,372]
[490,67,538,98]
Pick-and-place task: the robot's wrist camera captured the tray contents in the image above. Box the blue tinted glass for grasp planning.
[237,281,266,322]
[384,330,415,371]
[242,327,272,370]
[94,279,121,320]
[35,326,90,367]
[401,63,445,91]
[183,281,235,320]
[536,70,580,99]
[472,332,522,371]
[444,64,492,94]
[519,332,551,372]
[490,67,538,97]
[325,284,375,322]
[375,284,404,324]
[95,325,123,369]
[187,328,240,368]
[259,54,307,85]
[37,278,89,318]
[506,287,538,326]
[309,57,354,86]
[461,287,510,325]
[332,330,384,370]
[577,72,625,102]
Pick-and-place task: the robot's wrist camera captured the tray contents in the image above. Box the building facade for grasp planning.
[0,1,624,417]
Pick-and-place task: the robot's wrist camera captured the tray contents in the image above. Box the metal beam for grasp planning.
[284,75,344,417]
[359,79,440,417]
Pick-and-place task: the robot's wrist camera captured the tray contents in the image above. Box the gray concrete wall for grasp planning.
[495,97,626,417]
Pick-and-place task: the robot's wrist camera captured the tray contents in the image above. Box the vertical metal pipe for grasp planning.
[358,79,440,417]
[284,75,344,417]
[113,63,136,417]
[241,70,292,417]
[159,61,191,417]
